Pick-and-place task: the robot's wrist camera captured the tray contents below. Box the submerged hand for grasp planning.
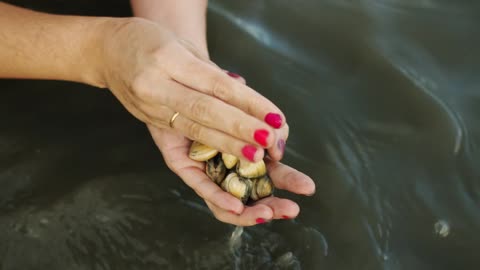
[148,124,315,226]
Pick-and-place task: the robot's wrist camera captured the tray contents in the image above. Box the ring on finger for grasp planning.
[169,112,180,128]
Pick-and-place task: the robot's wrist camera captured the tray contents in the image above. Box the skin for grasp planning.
[131,0,316,226]
[0,1,316,226]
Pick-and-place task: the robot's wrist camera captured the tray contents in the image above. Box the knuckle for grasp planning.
[186,121,204,140]
[153,45,179,70]
[151,43,171,59]
[163,155,183,175]
[211,77,231,100]
[245,96,261,116]
[190,96,212,119]
[231,119,247,139]
[131,73,153,101]
[165,161,178,174]
[130,73,144,94]
[151,36,180,58]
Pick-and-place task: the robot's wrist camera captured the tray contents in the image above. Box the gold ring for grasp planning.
[169,112,180,128]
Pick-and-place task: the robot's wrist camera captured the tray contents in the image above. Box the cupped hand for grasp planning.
[147,67,314,226]
[101,18,286,163]
[148,124,315,226]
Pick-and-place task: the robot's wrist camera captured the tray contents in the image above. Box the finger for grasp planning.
[252,196,300,220]
[224,70,247,85]
[205,201,274,226]
[220,68,286,161]
[165,44,286,129]
[173,159,245,214]
[223,69,272,161]
[169,112,265,162]
[267,123,289,161]
[265,159,316,196]
[141,80,278,149]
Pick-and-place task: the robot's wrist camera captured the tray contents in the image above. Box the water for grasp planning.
[1,0,479,269]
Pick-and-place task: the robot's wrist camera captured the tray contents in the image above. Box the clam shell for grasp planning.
[237,159,267,178]
[221,153,239,169]
[206,155,227,184]
[250,174,274,201]
[188,141,218,161]
[221,172,252,204]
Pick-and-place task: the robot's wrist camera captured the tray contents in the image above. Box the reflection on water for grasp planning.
[1,0,480,269]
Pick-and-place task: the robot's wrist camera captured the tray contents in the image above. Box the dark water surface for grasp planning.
[1,0,479,269]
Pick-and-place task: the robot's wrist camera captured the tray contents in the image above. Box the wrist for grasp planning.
[130,0,209,58]
[80,17,126,89]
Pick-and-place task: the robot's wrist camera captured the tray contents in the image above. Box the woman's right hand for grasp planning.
[99,18,286,162]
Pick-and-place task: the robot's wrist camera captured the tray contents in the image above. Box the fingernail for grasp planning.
[254,129,269,147]
[227,71,242,79]
[277,139,285,154]
[242,145,257,162]
[229,210,238,215]
[265,113,282,129]
[256,218,266,224]
[282,215,290,219]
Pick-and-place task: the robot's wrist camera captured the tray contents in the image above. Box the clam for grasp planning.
[250,175,274,201]
[222,153,238,169]
[188,141,274,204]
[188,141,218,161]
[206,155,227,185]
[221,172,252,204]
[237,159,267,179]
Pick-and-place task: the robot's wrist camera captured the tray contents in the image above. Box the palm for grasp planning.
[147,124,315,226]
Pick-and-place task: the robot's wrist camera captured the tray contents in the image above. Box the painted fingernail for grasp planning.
[265,113,282,129]
[254,129,269,147]
[277,139,285,154]
[227,71,242,79]
[256,218,266,224]
[242,145,257,162]
[282,215,290,219]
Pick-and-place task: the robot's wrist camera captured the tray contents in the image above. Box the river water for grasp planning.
[1,0,479,269]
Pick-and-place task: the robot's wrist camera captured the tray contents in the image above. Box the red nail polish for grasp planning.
[265,113,282,129]
[254,129,269,147]
[256,218,266,224]
[241,145,257,162]
[282,215,290,219]
[277,139,285,154]
[227,71,242,79]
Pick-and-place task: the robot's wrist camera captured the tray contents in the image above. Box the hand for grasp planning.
[100,18,286,163]
[112,14,315,225]
[147,68,314,226]
[148,124,315,226]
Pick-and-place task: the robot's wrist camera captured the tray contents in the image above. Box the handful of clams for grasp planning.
[188,141,274,204]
